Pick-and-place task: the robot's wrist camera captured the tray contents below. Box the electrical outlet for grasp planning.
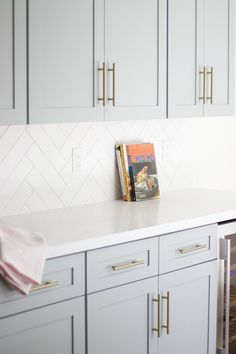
[72,147,83,172]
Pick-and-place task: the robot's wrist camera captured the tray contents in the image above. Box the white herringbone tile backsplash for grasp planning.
[0,117,236,217]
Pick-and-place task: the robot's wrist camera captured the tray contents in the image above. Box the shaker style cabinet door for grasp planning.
[168,0,204,118]
[0,0,27,125]
[28,0,104,123]
[102,0,166,120]
[158,261,217,354]
[87,277,158,354]
[204,0,235,116]
[168,0,235,118]
[0,297,85,354]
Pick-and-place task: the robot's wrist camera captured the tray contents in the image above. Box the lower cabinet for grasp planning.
[87,261,217,354]
[159,261,217,354]
[0,297,85,354]
[0,229,218,354]
[87,277,158,354]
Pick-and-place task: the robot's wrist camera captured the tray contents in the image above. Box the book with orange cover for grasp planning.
[116,143,160,201]
[125,143,160,201]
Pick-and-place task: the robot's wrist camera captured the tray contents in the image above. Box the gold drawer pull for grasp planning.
[30,281,60,292]
[162,291,170,335]
[112,260,144,271]
[108,63,116,106]
[98,62,106,106]
[178,243,208,254]
[206,67,214,104]
[153,294,161,337]
[199,66,206,104]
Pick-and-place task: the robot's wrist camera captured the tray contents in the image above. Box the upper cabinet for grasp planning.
[0,0,27,125]
[204,0,234,116]
[168,0,204,118]
[28,0,166,123]
[0,0,234,125]
[28,0,103,123]
[168,0,235,118]
[101,0,167,121]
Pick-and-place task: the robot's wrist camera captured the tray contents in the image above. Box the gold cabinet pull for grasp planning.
[178,243,207,254]
[98,62,106,106]
[108,63,116,106]
[153,294,161,337]
[112,259,144,271]
[162,291,170,335]
[199,66,206,104]
[206,67,214,104]
[30,281,60,292]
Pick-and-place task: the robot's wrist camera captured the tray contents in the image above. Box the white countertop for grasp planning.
[1,189,236,258]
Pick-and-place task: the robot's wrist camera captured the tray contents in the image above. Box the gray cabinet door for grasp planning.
[87,277,158,354]
[28,0,104,123]
[168,0,204,118]
[0,0,27,125]
[103,0,166,120]
[0,297,85,354]
[204,0,235,116]
[168,0,234,118]
[158,261,217,354]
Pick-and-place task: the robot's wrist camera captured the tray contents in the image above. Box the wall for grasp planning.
[0,115,236,217]
[192,116,236,191]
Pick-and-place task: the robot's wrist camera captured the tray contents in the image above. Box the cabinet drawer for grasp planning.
[87,238,158,293]
[0,252,85,318]
[159,224,217,274]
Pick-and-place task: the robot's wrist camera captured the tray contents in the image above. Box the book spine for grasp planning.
[120,144,132,201]
[115,146,126,200]
[123,144,136,201]
[128,164,136,201]
[127,149,136,201]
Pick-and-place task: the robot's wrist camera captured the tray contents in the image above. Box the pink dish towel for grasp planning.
[0,224,48,295]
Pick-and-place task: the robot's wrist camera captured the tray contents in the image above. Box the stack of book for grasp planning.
[115,143,160,202]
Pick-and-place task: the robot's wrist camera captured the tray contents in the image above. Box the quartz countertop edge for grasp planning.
[0,189,236,259]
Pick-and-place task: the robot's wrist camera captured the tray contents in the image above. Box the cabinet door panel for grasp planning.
[168,0,204,118]
[204,0,234,116]
[87,277,158,354]
[159,261,217,354]
[105,0,166,120]
[0,297,85,354]
[28,0,103,123]
[0,0,26,124]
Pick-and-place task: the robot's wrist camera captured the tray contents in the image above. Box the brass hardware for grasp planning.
[199,66,206,104]
[178,243,207,254]
[112,259,144,271]
[30,281,60,292]
[206,67,214,104]
[108,63,116,106]
[162,291,170,335]
[153,294,161,337]
[98,62,106,106]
